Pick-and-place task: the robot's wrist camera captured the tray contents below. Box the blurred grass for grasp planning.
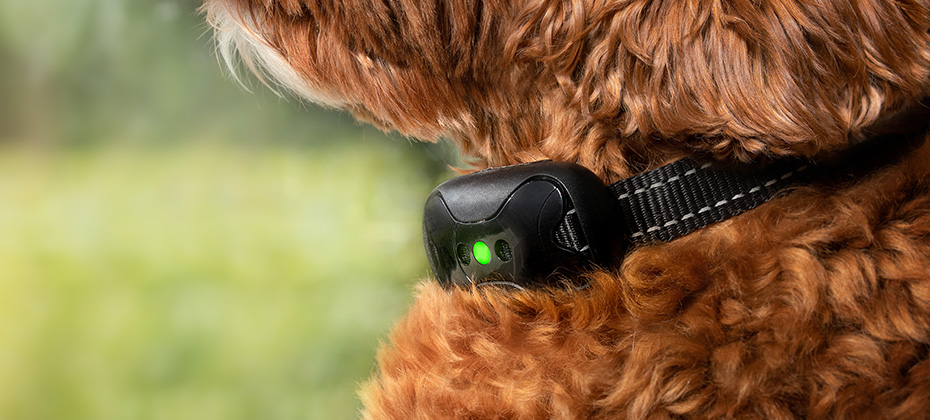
[0,0,459,418]
[0,142,444,420]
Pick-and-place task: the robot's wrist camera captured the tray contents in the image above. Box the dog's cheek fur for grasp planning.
[202,0,349,107]
[202,0,537,154]
[205,0,930,179]
[361,136,930,419]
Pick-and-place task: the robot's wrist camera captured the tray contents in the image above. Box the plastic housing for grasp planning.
[422,161,621,288]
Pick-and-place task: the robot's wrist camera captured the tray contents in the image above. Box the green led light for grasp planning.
[473,241,491,265]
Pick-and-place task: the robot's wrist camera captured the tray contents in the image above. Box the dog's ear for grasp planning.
[508,0,930,161]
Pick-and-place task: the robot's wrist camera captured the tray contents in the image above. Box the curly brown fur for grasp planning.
[204,0,930,178]
[202,0,930,418]
[360,137,930,418]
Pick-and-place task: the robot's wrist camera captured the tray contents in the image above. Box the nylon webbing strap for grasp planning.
[608,158,812,243]
[549,101,930,255]
[554,158,814,251]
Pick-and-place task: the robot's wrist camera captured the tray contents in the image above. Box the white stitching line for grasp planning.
[628,165,806,238]
[618,162,712,201]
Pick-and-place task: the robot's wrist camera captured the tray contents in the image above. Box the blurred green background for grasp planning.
[0,1,457,419]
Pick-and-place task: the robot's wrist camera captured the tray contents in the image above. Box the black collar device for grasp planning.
[422,101,928,289]
[423,161,621,289]
[423,158,813,289]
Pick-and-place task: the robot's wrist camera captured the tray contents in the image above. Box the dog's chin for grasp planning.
[202,0,348,108]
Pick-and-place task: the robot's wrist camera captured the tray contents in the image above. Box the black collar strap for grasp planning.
[554,95,930,257]
[554,157,812,252]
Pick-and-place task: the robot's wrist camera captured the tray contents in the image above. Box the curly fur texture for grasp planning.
[202,0,930,418]
[360,137,930,418]
[205,0,930,179]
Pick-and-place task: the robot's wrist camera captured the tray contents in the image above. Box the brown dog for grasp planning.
[203,1,930,417]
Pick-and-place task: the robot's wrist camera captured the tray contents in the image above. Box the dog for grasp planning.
[203,0,930,417]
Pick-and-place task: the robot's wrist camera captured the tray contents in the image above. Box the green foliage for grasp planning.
[0,0,459,419]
